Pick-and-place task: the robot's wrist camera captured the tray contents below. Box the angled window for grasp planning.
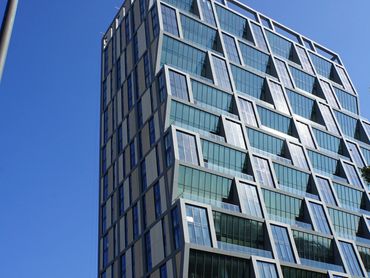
[224,119,246,149]
[296,121,315,148]
[257,105,294,135]
[334,87,358,114]
[181,15,221,53]
[289,143,309,170]
[222,33,241,64]
[361,146,370,166]
[215,5,253,41]
[241,183,263,217]
[254,156,274,187]
[186,205,211,246]
[289,66,320,95]
[333,182,363,211]
[239,42,272,75]
[309,202,331,234]
[307,150,341,177]
[336,65,354,93]
[199,0,215,25]
[265,30,296,62]
[161,36,210,80]
[334,110,359,138]
[312,127,344,155]
[176,131,199,165]
[357,245,370,275]
[321,80,339,109]
[274,58,293,88]
[273,163,311,195]
[328,208,361,238]
[212,56,232,90]
[238,98,257,126]
[286,89,322,124]
[191,79,233,113]
[309,52,335,79]
[271,225,295,262]
[251,23,268,52]
[316,177,336,205]
[256,261,278,278]
[339,241,364,277]
[169,70,188,100]
[319,103,339,135]
[268,81,290,114]
[163,0,196,14]
[231,65,266,100]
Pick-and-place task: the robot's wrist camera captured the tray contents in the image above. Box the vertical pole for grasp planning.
[0,0,18,81]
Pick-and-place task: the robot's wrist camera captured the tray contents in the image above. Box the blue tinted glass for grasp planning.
[309,52,334,80]
[316,177,336,205]
[186,205,211,246]
[222,33,241,64]
[212,56,232,90]
[257,106,293,135]
[289,66,317,95]
[339,241,364,277]
[266,30,293,60]
[199,0,216,25]
[334,87,358,114]
[271,225,295,262]
[169,70,188,100]
[247,128,286,158]
[239,42,272,74]
[257,261,278,278]
[309,202,331,234]
[231,65,266,100]
[312,128,343,154]
[161,5,179,36]
[163,0,196,14]
[251,23,268,52]
[286,89,318,122]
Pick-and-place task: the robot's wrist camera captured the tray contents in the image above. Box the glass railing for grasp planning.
[204,162,254,181]
[268,214,312,231]
[250,147,292,165]
[193,100,238,120]
[300,258,344,273]
[178,192,240,212]
[171,121,225,142]
[278,184,319,200]
[218,241,273,258]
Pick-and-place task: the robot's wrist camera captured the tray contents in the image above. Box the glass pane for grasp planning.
[161,5,179,36]
[274,58,293,88]
[289,143,309,170]
[316,176,336,205]
[199,0,216,25]
[320,80,339,109]
[257,261,278,278]
[343,162,362,188]
[251,23,268,52]
[339,241,364,277]
[186,205,211,247]
[296,121,315,148]
[309,202,331,235]
[254,156,274,187]
[212,56,232,90]
[271,225,295,262]
[296,46,313,74]
[347,141,365,168]
[224,119,246,149]
[238,98,257,126]
[222,33,241,64]
[177,131,199,165]
[169,70,188,100]
[269,81,290,114]
[242,184,263,217]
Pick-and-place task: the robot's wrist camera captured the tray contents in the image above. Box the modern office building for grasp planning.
[99,0,370,277]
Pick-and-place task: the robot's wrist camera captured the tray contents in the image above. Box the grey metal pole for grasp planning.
[0,0,18,81]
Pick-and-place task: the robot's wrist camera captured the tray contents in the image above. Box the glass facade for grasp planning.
[99,1,370,277]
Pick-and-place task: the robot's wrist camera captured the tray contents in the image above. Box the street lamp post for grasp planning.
[0,0,18,81]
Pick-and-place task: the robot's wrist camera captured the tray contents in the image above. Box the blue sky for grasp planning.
[0,1,369,277]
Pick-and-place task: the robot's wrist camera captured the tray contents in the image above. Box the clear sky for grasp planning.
[0,1,369,277]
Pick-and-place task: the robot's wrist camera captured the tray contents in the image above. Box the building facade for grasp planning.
[99,0,370,277]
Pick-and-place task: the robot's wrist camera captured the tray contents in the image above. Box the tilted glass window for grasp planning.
[347,141,365,168]
[170,100,220,135]
[333,182,363,211]
[188,249,251,278]
[181,15,221,53]
[292,230,341,270]
[319,104,339,135]
[343,162,362,188]
[357,245,370,274]
[271,225,295,263]
[312,127,344,155]
[265,30,295,61]
[212,56,232,90]
[201,139,248,176]
[274,58,293,88]
[289,143,309,170]
[161,4,179,36]
[286,89,321,123]
[307,150,340,177]
[247,128,287,158]
[224,119,246,149]
[186,205,211,246]
[222,33,241,64]
[320,80,339,109]
[309,202,331,234]
[199,0,216,25]
[257,261,278,278]
[257,106,294,135]
[238,98,258,126]
[239,42,272,74]
[339,241,364,277]
[336,65,354,93]
[231,65,266,100]
[282,266,327,278]
[178,165,233,201]
[289,66,319,95]
[328,208,361,237]
[334,87,358,114]
[296,46,314,74]
[191,79,233,113]
[176,131,199,165]
[262,189,310,229]
[169,70,188,100]
[273,162,310,194]
[316,176,336,205]
[162,0,196,14]
[251,23,268,52]
[215,5,252,41]
[254,156,274,187]
[242,183,263,217]
[309,52,336,81]
[268,81,290,114]
[161,35,210,79]
[213,211,268,254]
[360,146,370,166]
[334,110,359,138]
[296,121,315,148]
